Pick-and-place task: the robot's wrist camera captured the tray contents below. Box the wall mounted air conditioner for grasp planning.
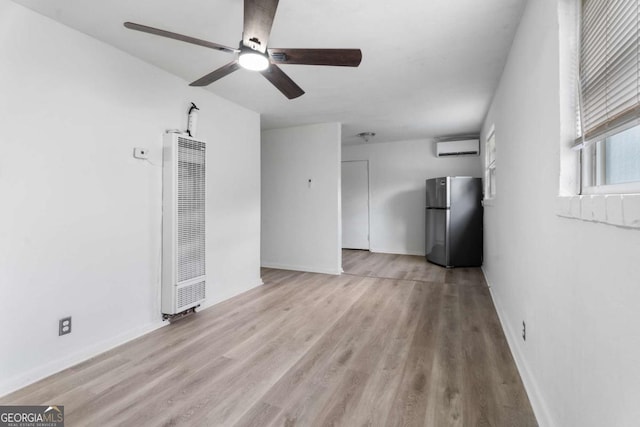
[162,133,207,318]
[436,139,480,157]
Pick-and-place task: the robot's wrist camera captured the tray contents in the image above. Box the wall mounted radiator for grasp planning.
[162,133,206,318]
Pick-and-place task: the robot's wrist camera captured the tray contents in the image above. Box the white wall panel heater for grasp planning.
[162,133,206,318]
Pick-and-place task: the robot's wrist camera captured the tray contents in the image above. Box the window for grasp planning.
[485,126,496,199]
[577,0,640,194]
[582,123,640,193]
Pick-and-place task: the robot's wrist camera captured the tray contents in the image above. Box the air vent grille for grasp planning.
[177,281,206,311]
[177,137,206,283]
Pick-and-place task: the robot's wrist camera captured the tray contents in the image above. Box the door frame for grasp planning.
[341,159,371,250]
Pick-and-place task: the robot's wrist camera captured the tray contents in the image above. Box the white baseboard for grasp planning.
[261,262,341,275]
[0,320,166,398]
[481,268,554,427]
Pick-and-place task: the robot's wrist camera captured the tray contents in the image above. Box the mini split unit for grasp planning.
[436,139,480,157]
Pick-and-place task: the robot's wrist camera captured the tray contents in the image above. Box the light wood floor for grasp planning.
[1,250,537,426]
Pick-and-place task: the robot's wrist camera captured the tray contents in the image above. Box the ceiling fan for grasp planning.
[124,0,362,99]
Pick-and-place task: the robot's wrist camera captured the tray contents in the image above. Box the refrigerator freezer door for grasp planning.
[425,177,450,208]
[449,177,483,267]
[425,208,449,267]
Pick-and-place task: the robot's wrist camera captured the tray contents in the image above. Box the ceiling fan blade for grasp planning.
[260,64,304,99]
[124,22,238,54]
[190,61,241,87]
[243,0,279,53]
[268,48,362,67]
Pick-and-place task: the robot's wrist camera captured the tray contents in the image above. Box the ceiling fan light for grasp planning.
[238,51,269,71]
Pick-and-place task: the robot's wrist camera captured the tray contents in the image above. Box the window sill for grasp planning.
[556,195,640,228]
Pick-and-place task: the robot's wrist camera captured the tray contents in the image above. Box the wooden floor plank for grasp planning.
[1,250,537,426]
[347,282,429,426]
[384,282,445,427]
[424,283,463,426]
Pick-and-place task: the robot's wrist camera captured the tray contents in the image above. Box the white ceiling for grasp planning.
[13,0,526,144]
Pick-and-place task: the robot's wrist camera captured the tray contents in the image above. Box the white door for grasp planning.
[342,160,369,250]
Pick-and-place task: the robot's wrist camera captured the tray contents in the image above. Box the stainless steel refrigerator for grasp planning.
[425,177,483,268]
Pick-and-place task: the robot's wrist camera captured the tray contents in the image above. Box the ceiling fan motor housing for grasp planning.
[238,45,270,71]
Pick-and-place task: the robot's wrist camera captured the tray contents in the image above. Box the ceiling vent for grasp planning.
[436,139,480,157]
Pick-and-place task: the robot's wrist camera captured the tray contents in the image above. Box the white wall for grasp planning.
[261,123,342,275]
[343,139,482,255]
[0,0,261,396]
[481,1,640,426]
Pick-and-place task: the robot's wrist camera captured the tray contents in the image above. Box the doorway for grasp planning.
[341,160,370,250]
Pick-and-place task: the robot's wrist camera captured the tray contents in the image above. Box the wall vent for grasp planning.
[177,281,206,312]
[162,133,207,316]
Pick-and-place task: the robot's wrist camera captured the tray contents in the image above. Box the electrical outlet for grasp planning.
[133,147,149,159]
[522,321,526,341]
[59,317,72,336]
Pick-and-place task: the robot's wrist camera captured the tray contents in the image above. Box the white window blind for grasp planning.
[579,0,640,142]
